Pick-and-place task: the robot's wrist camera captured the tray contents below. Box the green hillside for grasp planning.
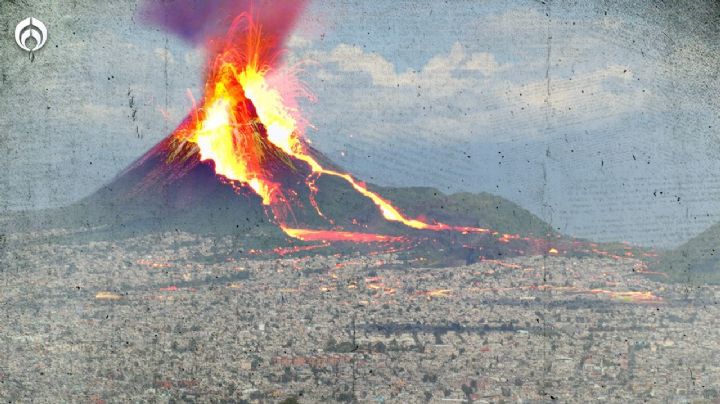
[656,223,720,284]
[372,186,556,237]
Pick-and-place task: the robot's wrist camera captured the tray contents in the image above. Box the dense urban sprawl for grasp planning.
[1,230,719,402]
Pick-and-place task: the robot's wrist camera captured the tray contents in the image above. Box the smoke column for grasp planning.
[139,0,309,62]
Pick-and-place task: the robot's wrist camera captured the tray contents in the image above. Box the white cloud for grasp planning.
[307,41,507,94]
[184,47,206,65]
[155,47,175,64]
[463,52,503,76]
[287,34,313,49]
[298,41,651,143]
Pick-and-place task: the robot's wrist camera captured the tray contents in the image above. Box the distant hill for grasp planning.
[368,186,555,237]
[656,223,720,283]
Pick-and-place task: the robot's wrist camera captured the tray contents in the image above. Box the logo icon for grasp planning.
[15,17,48,52]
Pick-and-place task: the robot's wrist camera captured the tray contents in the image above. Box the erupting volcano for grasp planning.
[143,12,494,243]
[35,0,605,263]
[27,0,617,262]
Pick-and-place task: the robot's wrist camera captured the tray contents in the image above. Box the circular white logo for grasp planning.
[15,17,48,52]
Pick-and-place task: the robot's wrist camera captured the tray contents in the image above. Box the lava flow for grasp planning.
[163,13,490,243]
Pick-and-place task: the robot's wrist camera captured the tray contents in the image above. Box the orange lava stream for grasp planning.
[287,153,491,234]
[416,288,453,298]
[282,228,405,243]
[471,284,662,303]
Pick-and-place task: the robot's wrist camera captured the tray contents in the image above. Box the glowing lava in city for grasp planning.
[159,13,492,243]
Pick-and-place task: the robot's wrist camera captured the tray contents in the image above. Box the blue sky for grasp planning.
[285,1,720,246]
[1,0,719,247]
